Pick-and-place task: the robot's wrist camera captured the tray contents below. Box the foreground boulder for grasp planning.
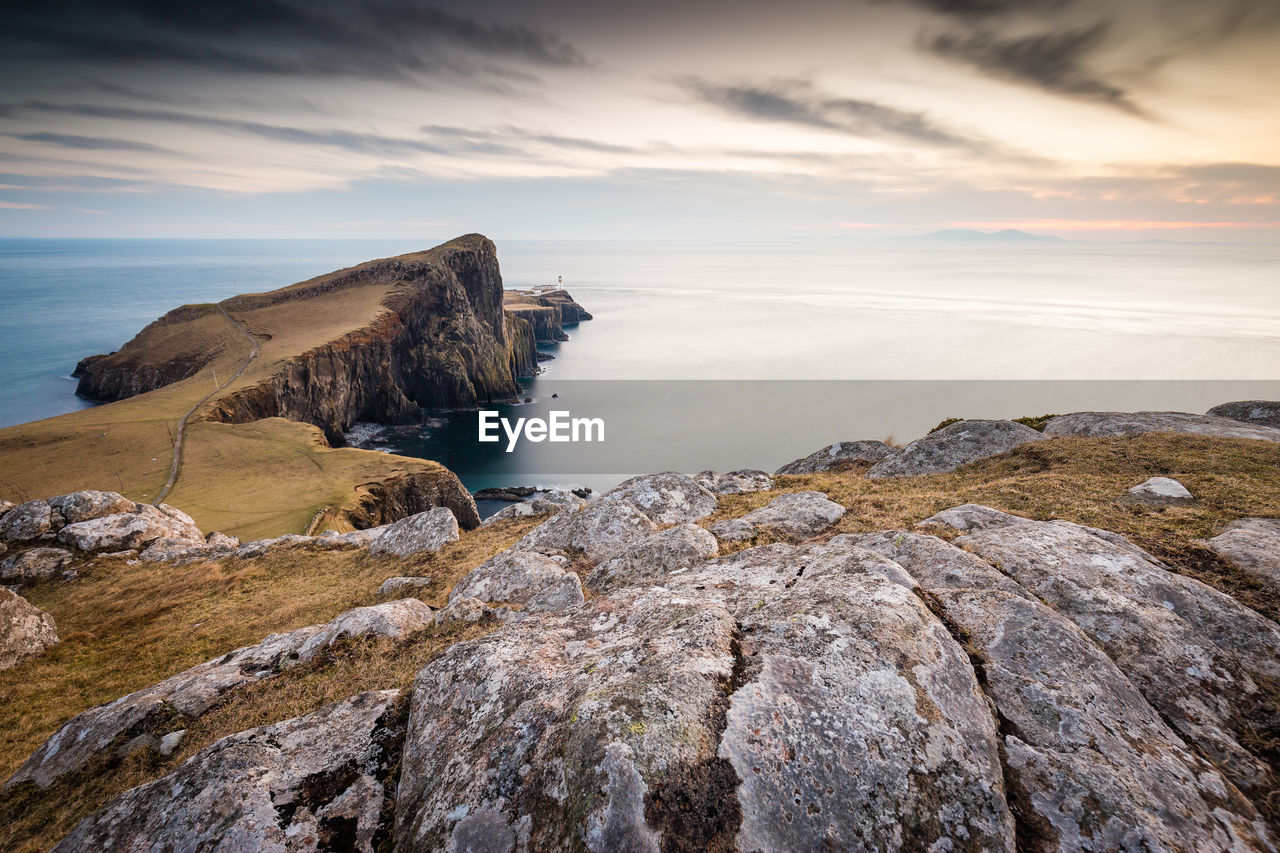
[6,599,434,789]
[775,440,894,475]
[1120,476,1195,506]
[54,690,404,853]
[1043,411,1280,442]
[708,490,845,542]
[585,523,719,593]
[0,546,74,583]
[1209,400,1280,429]
[599,471,718,524]
[867,419,1045,479]
[513,500,658,565]
[58,503,204,553]
[450,550,584,613]
[693,469,774,495]
[395,539,1015,851]
[1203,518,1280,589]
[140,532,241,565]
[0,588,58,670]
[369,507,459,558]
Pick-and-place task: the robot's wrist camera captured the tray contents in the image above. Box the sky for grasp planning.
[1,0,1278,241]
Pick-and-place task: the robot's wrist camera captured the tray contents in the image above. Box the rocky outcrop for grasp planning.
[693,469,774,495]
[368,507,459,558]
[58,503,204,553]
[395,538,1015,851]
[53,690,405,853]
[73,304,226,402]
[1121,476,1195,506]
[1203,518,1280,589]
[337,469,481,531]
[6,599,434,789]
[1,546,74,583]
[775,440,894,475]
[502,287,593,351]
[599,471,718,525]
[1208,400,1280,430]
[377,576,434,598]
[1044,411,1280,442]
[0,588,58,670]
[480,489,585,526]
[585,523,719,593]
[867,419,1045,478]
[450,550,584,612]
[708,490,845,542]
[513,499,658,564]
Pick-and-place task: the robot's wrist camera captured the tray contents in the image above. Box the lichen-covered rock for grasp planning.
[599,471,717,524]
[916,503,1031,533]
[774,440,894,475]
[586,523,719,593]
[1209,400,1280,430]
[53,690,404,853]
[205,531,240,550]
[1044,410,1280,442]
[57,504,204,553]
[235,533,316,558]
[708,490,845,542]
[0,588,58,670]
[513,499,658,565]
[369,507,459,558]
[333,525,388,547]
[48,490,136,525]
[0,499,55,543]
[858,529,1273,848]
[867,419,1045,479]
[0,499,14,518]
[1121,476,1195,506]
[433,596,507,625]
[140,535,238,564]
[378,576,434,598]
[451,550,584,612]
[395,538,1014,851]
[0,546,75,583]
[693,469,774,495]
[957,514,1280,795]
[6,600,432,789]
[481,490,586,526]
[1203,518,1280,590]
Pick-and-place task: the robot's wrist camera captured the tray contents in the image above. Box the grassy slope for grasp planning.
[3,432,1279,849]
[0,275,455,539]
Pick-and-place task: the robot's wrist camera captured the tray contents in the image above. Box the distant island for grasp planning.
[906,228,1067,243]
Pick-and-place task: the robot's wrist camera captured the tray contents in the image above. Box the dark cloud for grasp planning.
[901,0,1076,17]
[7,132,170,152]
[678,77,995,152]
[926,23,1145,115]
[0,1,585,86]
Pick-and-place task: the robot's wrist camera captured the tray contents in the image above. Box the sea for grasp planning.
[2,238,1278,504]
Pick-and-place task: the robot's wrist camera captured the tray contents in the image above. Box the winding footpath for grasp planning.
[153,304,259,505]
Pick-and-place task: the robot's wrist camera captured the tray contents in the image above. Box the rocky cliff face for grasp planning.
[74,304,226,402]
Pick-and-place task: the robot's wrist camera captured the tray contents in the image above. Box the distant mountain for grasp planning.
[907,228,1067,243]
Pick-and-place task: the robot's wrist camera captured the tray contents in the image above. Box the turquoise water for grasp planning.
[2,238,1278,494]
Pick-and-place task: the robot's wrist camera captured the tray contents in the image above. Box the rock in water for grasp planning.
[0,588,58,670]
[1203,518,1280,590]
[369,507,459,558]
[693,470,774,495]
[1043,411,1280,442]
[586,523,719,593]
[394,538,1014,851]
[774,440,894,475]
[708,491,845,542]
[1209,400,1280,429]
[450,550,584,613]
[53,691,404,853]
[1,546,74,583]
[1121,476,1195,506]
[867,419,1045,479]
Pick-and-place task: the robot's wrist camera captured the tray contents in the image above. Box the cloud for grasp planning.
[900,0,1077,17]
[7,132,171,152]
[926,23,1146,116]
[677,77,994,151]
[1,1,586,86]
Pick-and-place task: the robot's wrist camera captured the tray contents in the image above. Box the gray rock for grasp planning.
[6,600,432,789]
[1121,476,1196,506]
[53,690,403,853]
[693,469,774,495]
[0,499,55,543]
[396,537,1014,852]
[599,471,718,524]
[480,491,585,527]
[334,525,389,548]
[774,440,895,475]
[1209,400,1280,430]
[586,523,719,593]
[0,587,58,670]
[377,576,434,598]
[58,504,204,553]
[513,499,658,565]
[158,729,186,756]
[234,533,316,559]
[451,550,584,612]
[916,503,1032,533]
[433,596,506,625]
[369,507,459,558]
[0,546,75,583]
[867,419,1046,479]
[205,531,240,549]
[1044,410,1280,442]
[48,490,136,525]
[708,490,845,542]
[0,499,14,518]
[140,536,238,564]
[853,530,1029,597]
[1203,518,1280,590]
[957,513,1280,795]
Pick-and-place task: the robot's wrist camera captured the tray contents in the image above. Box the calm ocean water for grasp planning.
[2,238,1278,496]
